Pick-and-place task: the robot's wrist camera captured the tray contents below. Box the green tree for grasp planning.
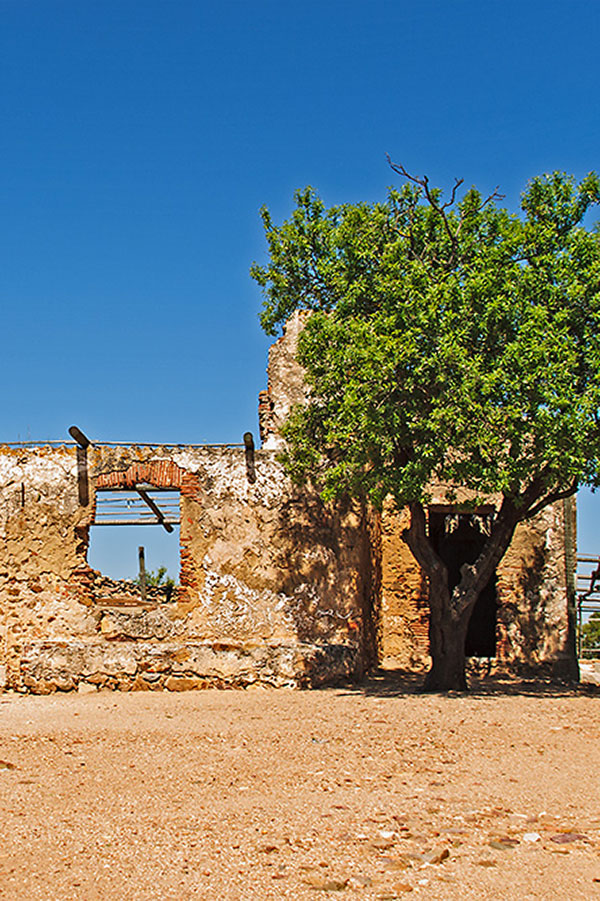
[581,612,600,654]
[136,566,175,600]
[251,165,600,691]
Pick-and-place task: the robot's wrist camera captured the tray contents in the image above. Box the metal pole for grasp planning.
[136,488,174,533]
[68,425,92,448]
[138,546,147,600]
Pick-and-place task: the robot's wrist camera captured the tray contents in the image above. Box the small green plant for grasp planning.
[136,566,176,600]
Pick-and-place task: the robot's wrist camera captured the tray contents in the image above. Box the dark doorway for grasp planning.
[428,511,497,657]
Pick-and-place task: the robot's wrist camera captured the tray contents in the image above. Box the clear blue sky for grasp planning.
[1,0,599,576]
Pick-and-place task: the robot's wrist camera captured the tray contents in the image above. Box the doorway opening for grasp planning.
[428,510,497,657]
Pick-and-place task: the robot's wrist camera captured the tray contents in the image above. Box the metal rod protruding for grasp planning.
[138,546,147,600]
[68,426,92,449]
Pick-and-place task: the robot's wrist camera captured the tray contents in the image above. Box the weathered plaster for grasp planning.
[0,318,578,691]
[0,440,371,692]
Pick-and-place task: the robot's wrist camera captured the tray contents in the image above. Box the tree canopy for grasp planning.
[251,167,600,689]
[581,611,600,655]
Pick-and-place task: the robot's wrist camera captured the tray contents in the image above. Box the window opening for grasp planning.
[89,486,180,601]
[94,486,180,529]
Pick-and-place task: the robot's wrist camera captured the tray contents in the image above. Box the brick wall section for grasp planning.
[179,471,201,592]
[377,496,576,677]
[258,390,275,446]
[378,503,430,669]
[96,460,183,489]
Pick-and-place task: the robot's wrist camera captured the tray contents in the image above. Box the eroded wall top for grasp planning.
[258,311,308,449]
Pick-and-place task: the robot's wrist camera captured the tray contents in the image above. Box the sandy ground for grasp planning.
[0,674,598,901]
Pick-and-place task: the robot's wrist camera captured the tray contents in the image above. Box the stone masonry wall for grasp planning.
[0,442,372,693]
[258,311,308,449]
[377,494,576,678]
[0,314,578,691]
[259,311,577,679]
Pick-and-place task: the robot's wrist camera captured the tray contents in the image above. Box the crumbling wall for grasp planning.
[378,492,576,677]
[258,311,307,449]
[259,311,576,679]
[377,503,430,669]
[496,500,577,677]
[0,447,98,690]
[0,314,578,691]
[0,441,371,693]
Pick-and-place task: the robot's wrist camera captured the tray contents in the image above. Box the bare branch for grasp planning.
[441,177,465,211]
[386,155,462,264]
[520,478,578,521]
[386,154,426,189]
[481,186,505,208]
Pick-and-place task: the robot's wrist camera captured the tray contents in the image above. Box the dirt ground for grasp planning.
[0,674,598,901]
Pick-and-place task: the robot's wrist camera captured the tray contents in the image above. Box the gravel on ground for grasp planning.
[0,674,598,900]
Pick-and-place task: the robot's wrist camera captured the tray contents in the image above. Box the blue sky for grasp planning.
[1,0,599,576]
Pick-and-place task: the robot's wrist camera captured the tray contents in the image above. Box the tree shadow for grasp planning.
[331,666,600,699]
[276,491,376,663]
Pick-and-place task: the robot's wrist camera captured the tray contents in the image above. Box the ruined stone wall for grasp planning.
[377,503,430,669]
[378,493,576,678]
[258,311,308,449]
[259,311,577,679]
[495,499,576,676]
[0,442,372,693]
[0,315,578,691]
[0,447,96,691]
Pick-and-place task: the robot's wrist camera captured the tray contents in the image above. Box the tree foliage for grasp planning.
[251,167,600,689]
[136,565,175,600]
[581,611,600,654]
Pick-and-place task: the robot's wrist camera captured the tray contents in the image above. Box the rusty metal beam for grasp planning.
[136,488,174,533]
[68,425,92,448]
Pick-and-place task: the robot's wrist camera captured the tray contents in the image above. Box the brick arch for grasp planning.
[95,460,184,490]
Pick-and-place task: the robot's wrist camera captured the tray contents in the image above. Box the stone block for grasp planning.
[164,676,205,691]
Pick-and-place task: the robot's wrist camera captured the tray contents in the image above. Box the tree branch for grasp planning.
[519,478,579,521]
[401,501,448,585]
[481,186,505,208]
[386,155,462,265]
[450,496,520,619]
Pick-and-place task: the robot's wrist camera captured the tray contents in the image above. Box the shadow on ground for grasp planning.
[333,666,600,699]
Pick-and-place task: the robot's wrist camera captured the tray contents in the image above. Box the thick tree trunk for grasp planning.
[403,499,522,693]
[423,629,469,691]
[422,564,471,691]
[423,614,470,692]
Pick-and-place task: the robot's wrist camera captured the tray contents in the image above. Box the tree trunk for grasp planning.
[403,499,522,693]
[423,604,470,692]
